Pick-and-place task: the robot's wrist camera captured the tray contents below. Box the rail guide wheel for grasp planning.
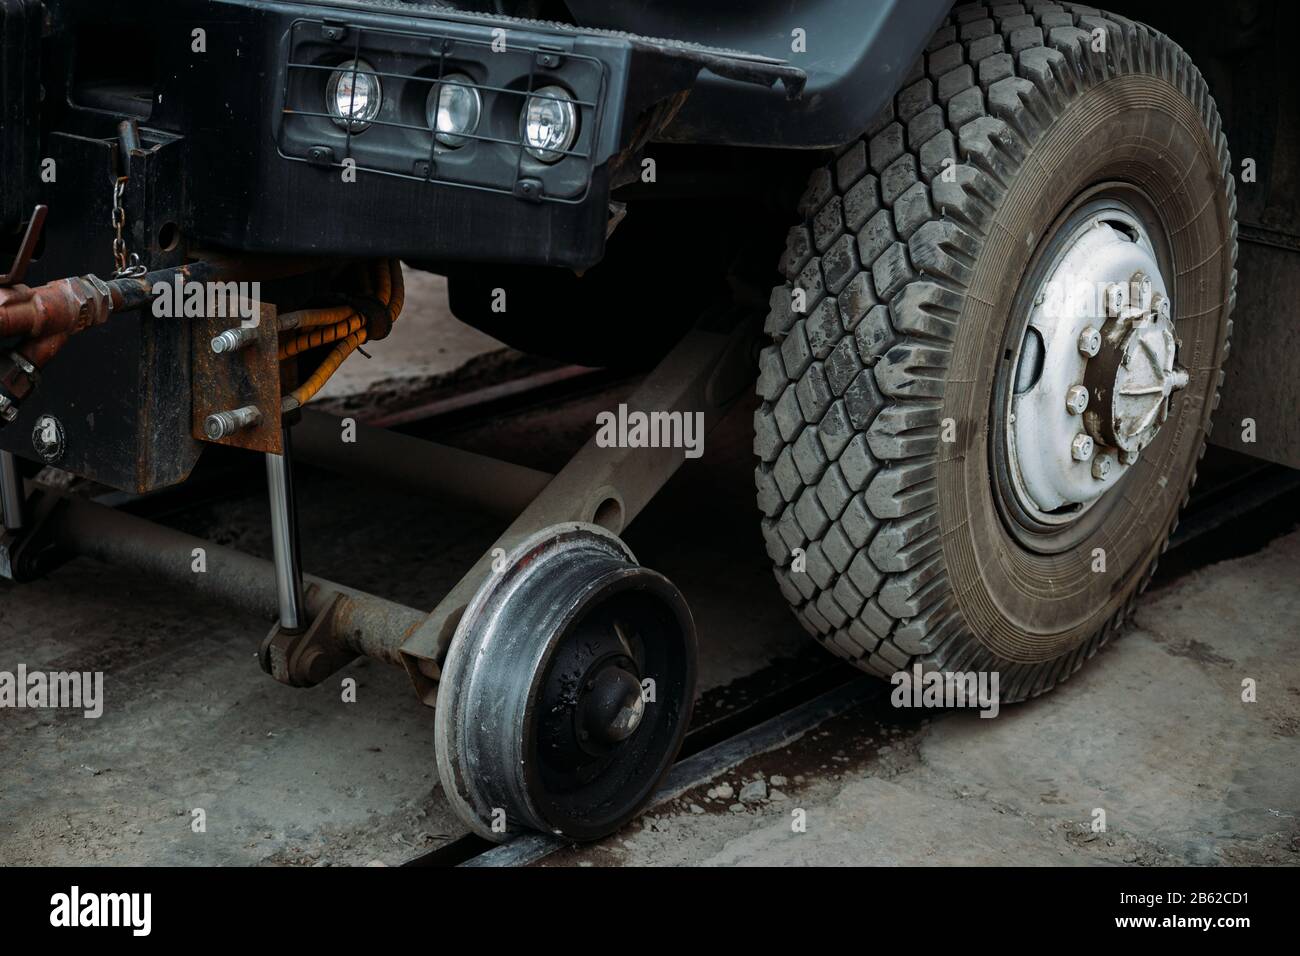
[434,523,697,842]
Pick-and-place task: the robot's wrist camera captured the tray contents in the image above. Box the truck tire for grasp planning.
[753,1,1235,702]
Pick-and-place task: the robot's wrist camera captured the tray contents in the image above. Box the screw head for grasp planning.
[1065,385,1090,415]
[1078,326,1101,357]
[1071,433,1094,462]
[1091,454,1113,480]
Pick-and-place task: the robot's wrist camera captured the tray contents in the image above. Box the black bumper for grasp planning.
[13,0,802,272]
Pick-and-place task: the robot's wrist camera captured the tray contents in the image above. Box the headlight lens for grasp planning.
[520,85,578,162]
[427,73,481,148]
[325,59,382,132]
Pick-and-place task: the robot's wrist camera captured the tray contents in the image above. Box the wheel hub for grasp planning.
[1004,203,1188,524]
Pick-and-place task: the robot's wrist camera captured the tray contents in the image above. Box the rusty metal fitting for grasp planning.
[204,405,263,440]
[0,274,113,341]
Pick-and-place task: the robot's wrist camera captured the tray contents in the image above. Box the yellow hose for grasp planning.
[281,258,404,409]
[289,328,368,408]
[279,313,365,360]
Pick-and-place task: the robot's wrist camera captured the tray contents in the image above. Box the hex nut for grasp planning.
[1091,454,1113,480]
[1071,433,1094,462]
[1065,385,1089,415]
[1078,326,1101,357]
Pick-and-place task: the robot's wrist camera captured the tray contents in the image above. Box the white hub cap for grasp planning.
[1006,208,1188,522]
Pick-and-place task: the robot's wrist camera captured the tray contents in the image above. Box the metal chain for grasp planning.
[111,176,146,278]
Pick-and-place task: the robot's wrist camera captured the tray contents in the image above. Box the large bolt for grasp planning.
[1078,326,1101,357]
[211,326,259,354]
[1091,454,1114,480]
[204,404,262,440]
[1119,448,1140,466]
[1071,433,1094,462]
[1065,385,1089,415]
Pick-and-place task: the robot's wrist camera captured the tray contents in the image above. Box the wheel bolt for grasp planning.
[1071,433,1094,461]
[1065,385,1089,415]
[1092,454,1113,480]
[1119,448,1140,466]
[1078,326,1101,357]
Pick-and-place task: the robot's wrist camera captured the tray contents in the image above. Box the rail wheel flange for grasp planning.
[433,522,696,843]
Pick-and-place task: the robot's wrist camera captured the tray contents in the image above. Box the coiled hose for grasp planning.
[279,258,404,411]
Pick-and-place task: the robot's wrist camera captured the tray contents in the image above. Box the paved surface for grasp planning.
[0,277,1295,866]
[547,527,1300,866]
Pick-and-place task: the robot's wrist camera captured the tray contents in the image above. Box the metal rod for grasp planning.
[49,494,424,666]
[1,450,24,531]
[295,410,551,519]
[266,428,306,631]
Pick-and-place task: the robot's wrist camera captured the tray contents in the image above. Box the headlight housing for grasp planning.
[325,59,382,132]
[427,73,481,148]
[520,85,578,162]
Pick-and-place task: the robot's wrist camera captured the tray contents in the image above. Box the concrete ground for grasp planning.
[0,272,1295,866]
[546,528,1300,866]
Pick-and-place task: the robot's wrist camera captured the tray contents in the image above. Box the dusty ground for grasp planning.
[0,273,1296,866]
[547,528,1300,866]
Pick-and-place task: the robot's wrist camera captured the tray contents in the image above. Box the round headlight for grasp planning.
[325,59,382,132]
[520,85,578,162]
[427,73,481,148]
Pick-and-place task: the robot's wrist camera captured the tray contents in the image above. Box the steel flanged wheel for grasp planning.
[434,523,697,842]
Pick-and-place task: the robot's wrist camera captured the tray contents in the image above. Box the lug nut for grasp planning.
[1091,454,1113,480]
[211,326,259,354]
[1071,433,1094,462]
[1065,385,1089,415]
[1133,272,1152,310]
[204,404,262,440]
[1106,283,1127,316]
[1078,326,1101,357]
[1153,293,1170,321]
[1119,448,1140,466]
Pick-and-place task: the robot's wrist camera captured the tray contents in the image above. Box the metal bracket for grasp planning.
[0,487,69,583]
[0,204,46,287]
[259,585,357,687]
[192,300,283,454]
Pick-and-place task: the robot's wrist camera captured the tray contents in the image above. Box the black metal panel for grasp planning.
[0,130,198,494]
[0,0,41,237]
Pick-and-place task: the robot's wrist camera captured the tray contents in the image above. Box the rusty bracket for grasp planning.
[191,300,283,454]
[259,584,356,687]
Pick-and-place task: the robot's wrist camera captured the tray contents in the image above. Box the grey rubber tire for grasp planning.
[753,1,1236,703]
